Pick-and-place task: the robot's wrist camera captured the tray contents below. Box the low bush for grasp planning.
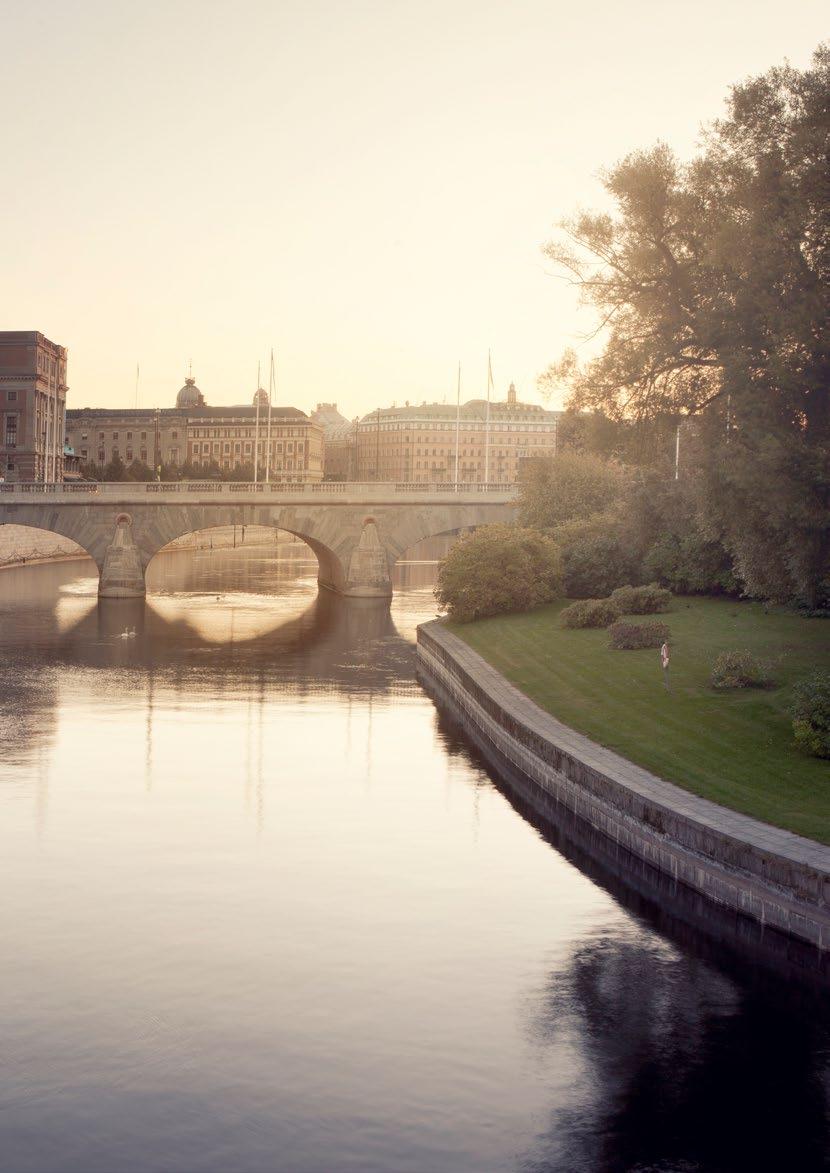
[609,620,670,650]
[711,650,773,690]
[560,598,621,628]
[436,525,562,623]
[610,582,672,614]
[791,672,830,759]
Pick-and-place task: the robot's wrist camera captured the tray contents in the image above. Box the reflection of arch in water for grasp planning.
[53,584,415,699]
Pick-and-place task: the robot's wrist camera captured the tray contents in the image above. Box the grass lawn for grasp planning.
[448,597,830,844]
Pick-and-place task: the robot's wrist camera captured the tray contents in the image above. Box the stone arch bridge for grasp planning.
[0,482,518,598]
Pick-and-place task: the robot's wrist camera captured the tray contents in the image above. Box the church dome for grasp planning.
[176,376,205,408]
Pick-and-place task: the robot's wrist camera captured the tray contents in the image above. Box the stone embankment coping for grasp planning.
[417,620,830,954]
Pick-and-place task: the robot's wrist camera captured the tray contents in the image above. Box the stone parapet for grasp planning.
[416,621,830,955]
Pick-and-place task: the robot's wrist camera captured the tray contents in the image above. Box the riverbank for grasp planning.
[444,597,830,843]
[416,620,830,955]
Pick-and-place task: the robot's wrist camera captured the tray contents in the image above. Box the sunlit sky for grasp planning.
[2,2,825,417]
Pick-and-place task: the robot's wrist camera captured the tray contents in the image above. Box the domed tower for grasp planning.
[253,387,269,409]
[176,376,205,409]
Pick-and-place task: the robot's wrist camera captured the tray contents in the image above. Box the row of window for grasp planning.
[360,422,556,433]
[191,440,304,455]
[190,426,310,439]
[77,428,313,442]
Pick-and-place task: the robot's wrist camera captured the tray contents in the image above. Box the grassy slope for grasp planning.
[449,597,830,844]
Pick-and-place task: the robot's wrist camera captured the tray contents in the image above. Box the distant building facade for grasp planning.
[66,376,323,482]
[311,402,357,481]
[0,331,68,482]
[354,385,561,483]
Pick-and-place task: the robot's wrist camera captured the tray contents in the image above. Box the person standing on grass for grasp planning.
[661,641,670,692]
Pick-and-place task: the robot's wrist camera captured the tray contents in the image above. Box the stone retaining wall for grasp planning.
[417,621,830,954]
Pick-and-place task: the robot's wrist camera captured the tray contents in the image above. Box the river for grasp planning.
[0,541,828,1173]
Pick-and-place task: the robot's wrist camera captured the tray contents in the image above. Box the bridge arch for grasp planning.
[129,505,350,595]
[0,518,101,572]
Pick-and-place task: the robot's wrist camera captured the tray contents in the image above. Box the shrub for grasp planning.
[560,598,621,628]
[710,650,773,690]
[518,452,627,530]
[610,582,672,614]
[791,672,830,759]
[549,511,639,598]
[609,620,670,650]
[643,530,739,596]
[435,525,563,623]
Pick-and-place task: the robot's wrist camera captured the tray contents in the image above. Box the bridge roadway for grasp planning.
[0,481,518,598]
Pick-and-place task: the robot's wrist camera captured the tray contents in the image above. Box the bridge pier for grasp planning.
[98,513,146,598]
[342,519,393,598]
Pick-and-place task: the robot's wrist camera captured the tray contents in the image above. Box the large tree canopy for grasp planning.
[543,45,829,606]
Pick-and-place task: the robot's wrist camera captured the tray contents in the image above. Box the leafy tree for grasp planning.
[126,459,154,482]
[102,453,127,481]
[436,525,563,623]
[542,45,830,607]
[518,451,627,531]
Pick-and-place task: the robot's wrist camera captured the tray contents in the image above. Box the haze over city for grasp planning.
[2,0,826,416]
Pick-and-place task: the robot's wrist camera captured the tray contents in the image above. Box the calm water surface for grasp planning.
[0,542,828,1173]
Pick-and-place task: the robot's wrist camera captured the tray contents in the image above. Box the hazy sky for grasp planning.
[1,2,825,417]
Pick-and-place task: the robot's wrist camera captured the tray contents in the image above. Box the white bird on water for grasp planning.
[118,627,137,640]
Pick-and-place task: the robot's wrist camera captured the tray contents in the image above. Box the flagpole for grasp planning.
[265,348,273,484]
[135,362,139,409]
[485,349,492,484]
[454,361,461,490]
[44,375,52,483]
[254,360,261,484]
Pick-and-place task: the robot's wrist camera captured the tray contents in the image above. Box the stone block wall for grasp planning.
[417,621,830,954]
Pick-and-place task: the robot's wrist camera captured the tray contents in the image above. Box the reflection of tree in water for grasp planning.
[423,698,830,1172]
[520,930,830,1173]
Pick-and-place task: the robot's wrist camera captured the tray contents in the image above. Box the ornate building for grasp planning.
[311,402,358,481]
[66,375,323,482]
[354,384,560,483]
[0,331,68,482]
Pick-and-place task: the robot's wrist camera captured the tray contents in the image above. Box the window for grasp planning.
[98,450,105,463]
[141,431,147,441]
[8,391,17,402]
[172,431,178,440]
[4,416,18,447]
[140,449,147,463]
[112,432,118,440]
[81,449,88,459]
[81,432,88,441]
[126,431,132,441]
[126,449,133,462]
[99,432,105,440]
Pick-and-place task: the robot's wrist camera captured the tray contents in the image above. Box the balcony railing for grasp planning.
[0,480,515,497]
